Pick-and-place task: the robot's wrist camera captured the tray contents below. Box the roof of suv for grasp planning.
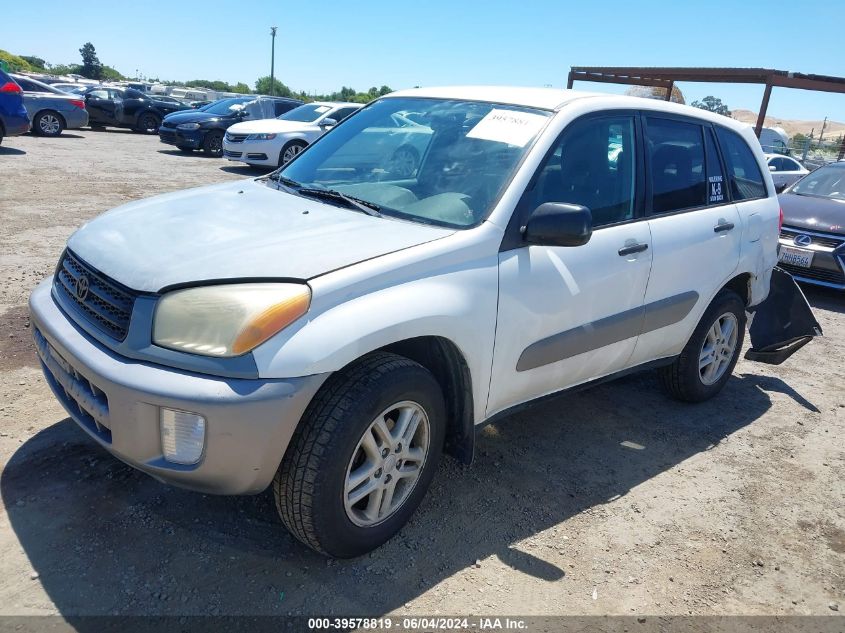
[386,86,755,134]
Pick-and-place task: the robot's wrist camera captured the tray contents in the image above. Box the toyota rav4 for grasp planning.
[29,86,820,558]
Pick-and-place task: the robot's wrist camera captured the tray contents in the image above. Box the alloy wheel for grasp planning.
[344,401,430,527]
[39,114,60,135]
[699,312,739,385]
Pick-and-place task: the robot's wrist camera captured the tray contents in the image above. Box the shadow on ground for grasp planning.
[802,284,843,315]
[218,164,272,176]
[3,369,809,620]
[0,146,26,156]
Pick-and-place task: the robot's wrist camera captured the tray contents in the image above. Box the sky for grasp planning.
[3,0,845,122]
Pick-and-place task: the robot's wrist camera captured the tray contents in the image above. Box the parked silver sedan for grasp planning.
[10,74,89,136]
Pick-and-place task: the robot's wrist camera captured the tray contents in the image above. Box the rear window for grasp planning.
[715,127,767,200]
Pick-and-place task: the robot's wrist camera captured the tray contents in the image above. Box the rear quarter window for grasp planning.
[715,127,767,200]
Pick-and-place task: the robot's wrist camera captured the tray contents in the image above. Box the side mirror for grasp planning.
[320,118,338,128]
[768,164,777,172]
[775,183,788,193]
[523,203,592,247]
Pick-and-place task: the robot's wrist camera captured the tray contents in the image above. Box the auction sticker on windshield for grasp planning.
[778,246,814,268]
[466,109,548,146]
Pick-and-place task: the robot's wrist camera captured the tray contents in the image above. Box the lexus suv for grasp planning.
[29,87,819,558]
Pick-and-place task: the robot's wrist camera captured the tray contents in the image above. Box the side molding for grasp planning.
[516,291,698,372]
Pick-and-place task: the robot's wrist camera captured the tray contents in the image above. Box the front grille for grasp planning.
[34,327,112,442]
[54,250,137,341]
[225,132,247,143]
[223,149,242,158]
[779,261,845,286]
[780,227,845,250]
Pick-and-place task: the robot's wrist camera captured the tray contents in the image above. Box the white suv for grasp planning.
[29,86,819,558]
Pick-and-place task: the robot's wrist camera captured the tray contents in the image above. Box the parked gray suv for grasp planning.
[11,74,89,136]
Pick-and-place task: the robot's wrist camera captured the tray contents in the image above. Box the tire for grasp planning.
[89,124,105,131]
[278,140,307,167]
[34,111,64,137]
[389,145,419,178]
[201,130,224,157]
[274,352,446,558]
[176,145,193,153]
[136,112,160,134]
[659,289,746,403]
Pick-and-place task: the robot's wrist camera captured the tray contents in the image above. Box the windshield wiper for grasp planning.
[265,173,301,191]
[297,187,382,217]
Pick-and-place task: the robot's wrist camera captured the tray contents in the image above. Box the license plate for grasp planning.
[779,246,814,268]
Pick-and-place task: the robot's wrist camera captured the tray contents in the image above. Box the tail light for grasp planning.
[0,81,21,94]
[69,99,86,110]
[779,207,784,232]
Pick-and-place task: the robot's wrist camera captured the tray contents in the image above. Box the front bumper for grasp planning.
[222,138,277,166]
[29,279,328,495]
[159,127,204,149]
[778,229,845,290]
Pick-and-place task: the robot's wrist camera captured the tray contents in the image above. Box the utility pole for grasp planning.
[269,26,277,96]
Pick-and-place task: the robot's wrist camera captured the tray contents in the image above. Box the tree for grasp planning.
[232,82,250,94]
[0,49,32,72]
[254,76,293,97]
[625,84,685,104]
[20,55,46,70]
[79,42,103,79]
[691,95,731,116]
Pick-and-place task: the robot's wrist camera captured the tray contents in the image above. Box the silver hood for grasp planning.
[67,179,454,292]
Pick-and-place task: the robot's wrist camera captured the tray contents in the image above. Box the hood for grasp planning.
[779,192,845,235]
[227,118,318,135]
[163,110,234,126]
[66,179,454,292]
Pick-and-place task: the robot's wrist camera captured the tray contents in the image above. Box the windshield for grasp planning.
[791,165,845,201]
[279,104,335,122]
[203,97,253,115]
[275,97,551,227]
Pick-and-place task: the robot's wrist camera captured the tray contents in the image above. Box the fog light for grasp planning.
[160,408,206,465]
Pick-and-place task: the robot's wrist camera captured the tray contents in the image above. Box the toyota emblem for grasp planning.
[793,234,812,247]
[75,275,90,302]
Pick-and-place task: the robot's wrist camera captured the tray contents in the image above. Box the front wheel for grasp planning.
[659,289,746,402]
[278,140,307,167]
[202,130,224,157]
[274,352,446,558]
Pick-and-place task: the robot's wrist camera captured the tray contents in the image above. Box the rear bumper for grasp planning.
[2,113,31,136]
[29,278,328,495]
[159,127,204,149]
[63,108,89,130]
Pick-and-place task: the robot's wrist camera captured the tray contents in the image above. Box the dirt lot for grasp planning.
[0,130,843,620]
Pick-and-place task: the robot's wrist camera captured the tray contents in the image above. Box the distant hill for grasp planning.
[731,109,845,139]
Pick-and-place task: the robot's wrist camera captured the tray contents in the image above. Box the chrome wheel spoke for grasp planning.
[347,461,376,492]
[699,312,739,386]
[363,486,385,522]
[348,478,379,507]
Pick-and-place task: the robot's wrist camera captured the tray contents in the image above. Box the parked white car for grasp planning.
[30,86,820,558]
[765,153,809,191]
[223,101,362,168]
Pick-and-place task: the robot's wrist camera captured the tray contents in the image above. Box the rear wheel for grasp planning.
[278,140,307,167]
[34,111,64,137]
[274,352,445,558]
[136,112,160,134]
[202,130,224,157]
[659,289,746,402]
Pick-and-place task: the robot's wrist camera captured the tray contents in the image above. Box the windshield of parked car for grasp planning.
[275,97,551,228]
[790,165,845,201]
[203,97,253,115]
[278,104,334,123]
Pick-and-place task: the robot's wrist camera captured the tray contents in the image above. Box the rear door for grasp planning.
[627,115,742,367]
[487,112,653,416]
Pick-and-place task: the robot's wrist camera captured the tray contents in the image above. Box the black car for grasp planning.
[777,161,845,290]
[158,95,302,156]
[77,85,192,133]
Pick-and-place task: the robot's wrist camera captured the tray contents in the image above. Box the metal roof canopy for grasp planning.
[567,66,845,138]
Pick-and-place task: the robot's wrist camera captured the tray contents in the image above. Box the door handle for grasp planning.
[618,242,649,256]
[714,222,735,233]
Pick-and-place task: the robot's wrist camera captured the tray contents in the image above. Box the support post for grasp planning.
[838,135,845,161]
[664,81,674,101]
[566,71,574,89]
[755,83,772,138]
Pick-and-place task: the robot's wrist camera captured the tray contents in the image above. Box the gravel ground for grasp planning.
[0,130,842,620]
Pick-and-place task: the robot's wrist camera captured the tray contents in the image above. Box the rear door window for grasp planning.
[646,117,708,213]
[715,127,767,200]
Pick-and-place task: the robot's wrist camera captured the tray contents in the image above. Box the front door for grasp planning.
[487,113,652,417]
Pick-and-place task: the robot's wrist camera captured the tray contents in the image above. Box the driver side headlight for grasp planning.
[176,122,201,130]
[153,283,311,357]
[246,133,277,141]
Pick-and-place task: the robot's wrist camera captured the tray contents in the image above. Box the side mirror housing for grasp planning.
[768,164,777,172]
[775,182,788,193]
[523,203,592,247]
[320,118,338,127]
